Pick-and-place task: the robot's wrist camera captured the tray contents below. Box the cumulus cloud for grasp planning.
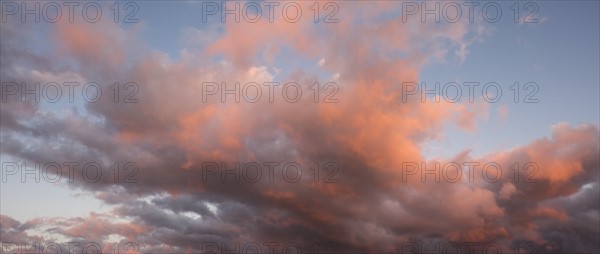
[1,1,598,253]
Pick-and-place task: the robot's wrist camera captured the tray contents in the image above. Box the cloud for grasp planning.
[1,2,598,253]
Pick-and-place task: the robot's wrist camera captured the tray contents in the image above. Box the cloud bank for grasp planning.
[1,1,598,253]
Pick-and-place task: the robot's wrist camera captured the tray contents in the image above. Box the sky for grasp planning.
[1,1,599,253]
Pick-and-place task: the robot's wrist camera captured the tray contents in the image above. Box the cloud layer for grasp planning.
[1,2,598,253]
